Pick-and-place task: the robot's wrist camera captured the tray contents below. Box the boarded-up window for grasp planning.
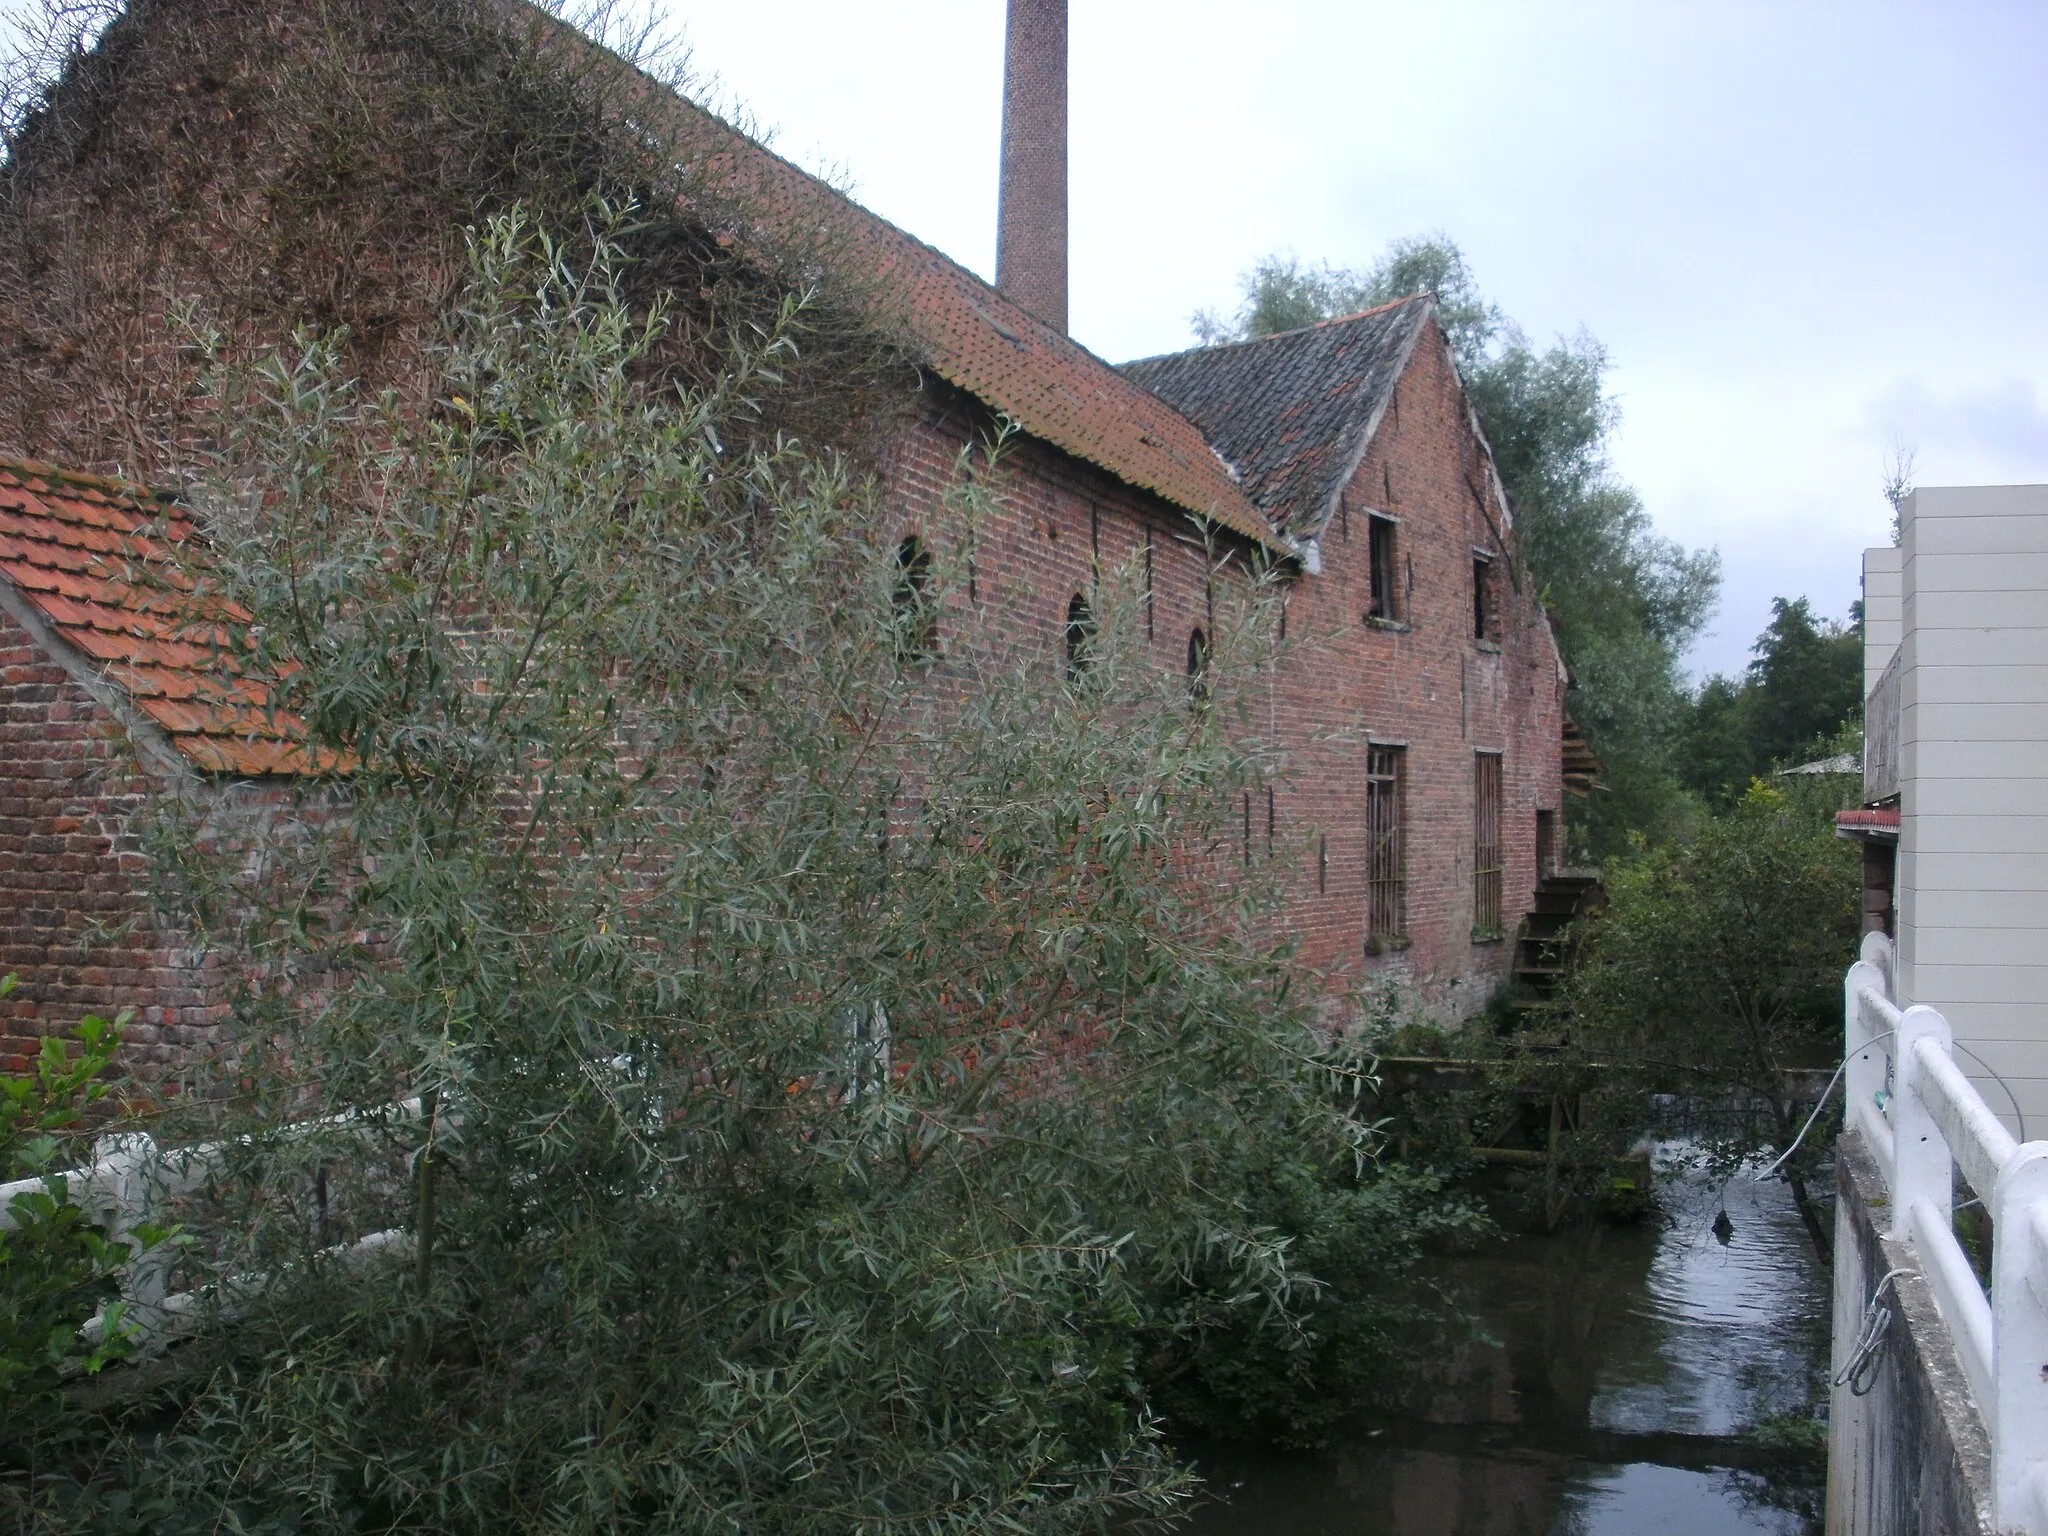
[1474,752,1504,937]
[1366,746,1405,948]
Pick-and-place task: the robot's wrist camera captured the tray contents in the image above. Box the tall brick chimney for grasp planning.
[996,0,1067,332]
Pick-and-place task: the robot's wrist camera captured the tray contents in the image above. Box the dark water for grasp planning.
[1178,1152,1830,1536]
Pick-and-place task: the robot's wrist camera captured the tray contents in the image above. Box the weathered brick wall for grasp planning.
[0,603,232,1076]
[875,331,1565,1021]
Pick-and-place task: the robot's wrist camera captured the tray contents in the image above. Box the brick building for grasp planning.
[0,0,1570,1068]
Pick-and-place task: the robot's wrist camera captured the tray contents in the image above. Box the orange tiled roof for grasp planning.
[512,3,1282,554]
[0,457,311,775]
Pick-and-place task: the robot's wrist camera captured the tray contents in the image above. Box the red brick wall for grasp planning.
[0,604,230,1077]
[874,322,1566,1021]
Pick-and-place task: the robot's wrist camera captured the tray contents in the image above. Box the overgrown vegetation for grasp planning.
[1194,241,1721,860]
[0,206,1488,1534]
[0,0,909,479]
[1553,780,1861,1255]
[0,979,173,1509]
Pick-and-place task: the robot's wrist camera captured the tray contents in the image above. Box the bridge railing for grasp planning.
[1845,931,2048,1532]
[0,1098,424,1357]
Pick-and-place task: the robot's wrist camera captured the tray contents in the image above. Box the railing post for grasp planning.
[1993,1144,2048,1530]
[1844,957,1892,1178]
[93,1132,172,1345]
[1859,930,1895,1003]
[1890,1004,1954,1243]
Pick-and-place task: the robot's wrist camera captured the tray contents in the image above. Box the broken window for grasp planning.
[1472,551,1495,641]
[892,535,937,658]
[1368,514,1399,621]
[1065,591,1097,679]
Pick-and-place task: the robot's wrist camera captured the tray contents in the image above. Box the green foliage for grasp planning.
[1559,784,1860,1249]
[0,981,142,1407]
[1195,237,1719,857]
[0,979,176,1530]
[1148,1153,1486,1449]
[102,205,1458,1535]
[1680,597,1865,806]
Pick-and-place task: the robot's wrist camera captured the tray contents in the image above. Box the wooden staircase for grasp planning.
[1509,872,1605,1006]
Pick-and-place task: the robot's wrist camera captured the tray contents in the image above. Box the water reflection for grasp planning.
[1176,1150,1828,1536]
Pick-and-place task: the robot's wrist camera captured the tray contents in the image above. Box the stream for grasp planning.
[1176,1149,1831,1536]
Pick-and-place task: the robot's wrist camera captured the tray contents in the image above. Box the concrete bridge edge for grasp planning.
[1829,1130,2002,1535]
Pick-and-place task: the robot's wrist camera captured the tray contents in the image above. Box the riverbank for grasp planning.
[1175,1148,1830,1535]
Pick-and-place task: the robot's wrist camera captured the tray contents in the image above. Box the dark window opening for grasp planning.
[1144,530,1155,639]
[1472,552,1495,641]
[1366,746,1406,948]
[1368,515,1399,621]
[1474,752,1504,937]
[1318,833,1328,894]
[1187,626,1209,700]
[1536,808,1558,880]
[1065,592,1097,679]
[892,536,937,657]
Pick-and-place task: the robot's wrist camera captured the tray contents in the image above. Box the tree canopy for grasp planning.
[1194,239,1719,857]
[1679,597,1864,807]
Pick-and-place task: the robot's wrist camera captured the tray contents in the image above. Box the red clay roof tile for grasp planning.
[516,3,1283,555]
[0,457,317,775]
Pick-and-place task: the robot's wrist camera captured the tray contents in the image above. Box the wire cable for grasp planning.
[1834,1268,1912,1396]
[1756,1030,1896,1182]
[1951,1040,2028,1143]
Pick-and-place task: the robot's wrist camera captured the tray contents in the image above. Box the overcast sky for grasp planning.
[657,0,2048,679]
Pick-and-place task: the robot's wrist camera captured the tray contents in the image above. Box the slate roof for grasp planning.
[1118,298,1433,536]
[0,457,310,775]
[512,3,1280,552]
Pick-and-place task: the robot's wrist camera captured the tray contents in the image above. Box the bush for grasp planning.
[85,206,1473,1535]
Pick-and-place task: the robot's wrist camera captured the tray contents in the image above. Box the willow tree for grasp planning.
[21,205,1440,1536]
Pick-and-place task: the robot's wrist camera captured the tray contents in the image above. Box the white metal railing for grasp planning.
[1864,647,1902,803]
[0,1100,424,1359]
[1845,931,2048,1532]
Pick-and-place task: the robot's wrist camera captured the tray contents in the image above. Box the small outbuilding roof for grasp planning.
[0,457,308,774]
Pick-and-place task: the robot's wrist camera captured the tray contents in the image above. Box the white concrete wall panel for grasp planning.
[1897,484,2048,1135]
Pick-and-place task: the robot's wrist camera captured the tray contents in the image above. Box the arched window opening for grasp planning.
[1186,626,1210,701]
[892,535,937,658]
[1065,592,1097,679]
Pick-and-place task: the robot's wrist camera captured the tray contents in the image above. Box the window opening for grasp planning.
[1368,515,1398,621]
[1064,592,1097,679]
[1318,834,1328,895]
[892,536,937,657]
[1474,752,1504,937]
[1366,746,1406,948]
[1472,552,1494,641]
[1186,626,1209,701]
[1144,530,1155,639]
[1536,808,1558,880]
